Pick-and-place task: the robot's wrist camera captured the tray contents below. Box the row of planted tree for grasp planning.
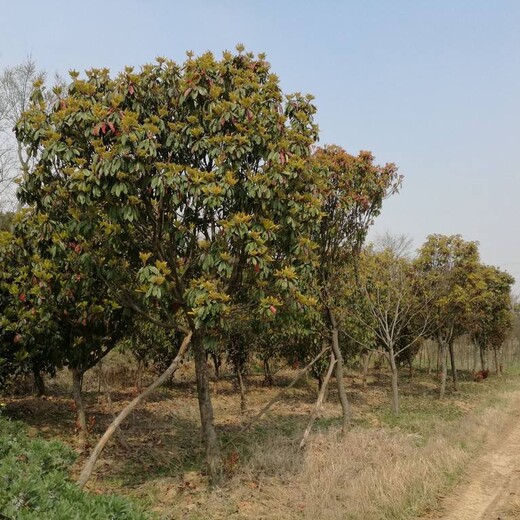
[0,48,516,487]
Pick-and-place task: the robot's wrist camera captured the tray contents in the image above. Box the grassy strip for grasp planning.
[155,370,520,520]
[0,412,149,520]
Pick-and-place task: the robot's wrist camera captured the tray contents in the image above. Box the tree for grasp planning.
[372,231,413,259]
[0,58,46,210]
[310,145,401,429]
[346,248,433,414]
[465,264,514,374]
[16,47,322,482]
[416,235,480,397]
[0,210,132,443]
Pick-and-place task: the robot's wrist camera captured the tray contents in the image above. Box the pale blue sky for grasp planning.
[1,0,519,290]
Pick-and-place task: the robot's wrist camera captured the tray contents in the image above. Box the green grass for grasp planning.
[0,413,150,520]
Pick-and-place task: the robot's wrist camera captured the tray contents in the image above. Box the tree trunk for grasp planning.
[480,347,488,371]
[192,333,222,485]
[407,356,415,380]
[263,358,273,386]
[472,342,479,373]
[235,362,247,413]
[300,352,336,449]
[439,339,448,399]
[361,350,372,390]
[72,368,87,446]
[494,349,500,375]
[210,351,221,380]
[136,360,144,389]
[32,367,45,397]
[388,351,400,415]
[327,307,350,432]
[225,347,329,447]
[77,332,192,489]
[448,340,458,391]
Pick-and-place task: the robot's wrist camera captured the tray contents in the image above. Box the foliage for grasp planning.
[465,264,515,355]
[0,415,148,519]
[415,234,481,342]
[348,248,432,355]
[0,210,132,386]
[15,46,328,480]
[16,48,322,334]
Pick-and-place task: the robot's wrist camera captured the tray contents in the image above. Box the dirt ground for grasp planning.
[423,393,520,520]
[3,360,519,519]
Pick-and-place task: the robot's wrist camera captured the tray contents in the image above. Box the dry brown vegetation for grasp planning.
[3,353,520,520]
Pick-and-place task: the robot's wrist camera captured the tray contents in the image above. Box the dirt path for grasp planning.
[425,401,520,520]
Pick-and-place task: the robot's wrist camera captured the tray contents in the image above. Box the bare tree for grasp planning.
[345,249,434,414]
[0,57,63,211]
[372,231,414,259]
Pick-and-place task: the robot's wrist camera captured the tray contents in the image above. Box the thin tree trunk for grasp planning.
[448,340,458,391]
[192,333,222,485]
[225,346,330,447]
[300,352,336,449]
[361,350,372,390]
[472,342,479,373]
[327,307,350,432]
[136,360,144,389]
[388,351,400,415]
[72,368,87,445]
[263,358,273,386]
[32,367,45,397]
[235,362,247,413]
[439,340,448,399]
[480,347,488,371]
[210,352,221,380]
[408,355,414,380]
[77,332,192,489]
[494,349,500,375]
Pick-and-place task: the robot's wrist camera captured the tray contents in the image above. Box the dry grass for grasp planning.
[297,406,506,520]
[4,359,520,520]
[141,389,517,520]
[503,498,520,519]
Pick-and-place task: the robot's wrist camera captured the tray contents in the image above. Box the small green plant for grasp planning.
[0,416,149,519]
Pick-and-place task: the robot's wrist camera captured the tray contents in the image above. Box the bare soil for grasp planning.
[423,393,520,520]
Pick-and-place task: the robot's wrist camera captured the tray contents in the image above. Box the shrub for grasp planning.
[0,415,148,519]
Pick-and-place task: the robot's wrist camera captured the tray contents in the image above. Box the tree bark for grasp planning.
[388,351,400,415]
[361,350,372,390]
[480,347,488,371]
[72,368,87,445]
[327,307,351,432]
[32,367,45,397]
[407,355,415,380]
[235,362,247,413]
[493,349,500,375]
[263,358,273,386]
[77,332,192,489]
[439,339,448,399]
[192,333,222,485]
[210,352,221,380]
[448,340,458,391]
[300,352,336,449]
